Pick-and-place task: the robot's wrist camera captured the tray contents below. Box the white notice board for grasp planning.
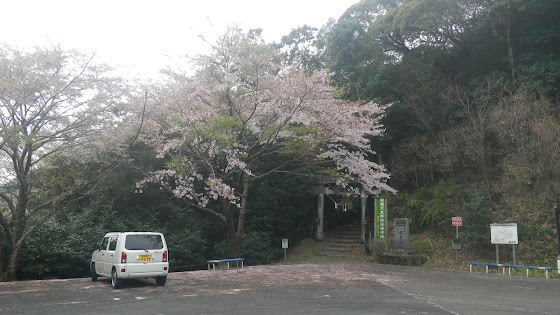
[490,223,518,244]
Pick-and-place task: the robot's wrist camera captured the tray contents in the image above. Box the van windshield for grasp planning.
[125,234,164,250]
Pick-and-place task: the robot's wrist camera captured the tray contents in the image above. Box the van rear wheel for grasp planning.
[91,263,98,281]
[111,268,122,289]
[156,276,167,286]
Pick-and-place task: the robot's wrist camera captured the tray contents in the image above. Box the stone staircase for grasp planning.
[322,223,363,258]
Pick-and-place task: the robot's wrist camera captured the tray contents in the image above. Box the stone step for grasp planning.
[326,241,358,248]
[320,223,367,259]
[332,225,362,232]
[333,228,362,234]
[327,225,362,242]
[326,240,359,247]
[332,227,361,233]
[327,241,360,245]
[324,247,354,253]
[319,252,354,258]
[336,231,362,235]
[331,234,360,241]
[334,226,362,232]
[329,234,360,240]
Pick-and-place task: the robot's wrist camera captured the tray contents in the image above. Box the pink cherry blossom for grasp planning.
[137,26,394,257]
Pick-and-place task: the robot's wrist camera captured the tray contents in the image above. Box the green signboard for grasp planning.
[375,198,387,240]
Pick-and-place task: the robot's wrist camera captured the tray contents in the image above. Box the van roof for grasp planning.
[105,232,164,235]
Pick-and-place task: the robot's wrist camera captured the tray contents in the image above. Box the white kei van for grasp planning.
[91,232,169,289]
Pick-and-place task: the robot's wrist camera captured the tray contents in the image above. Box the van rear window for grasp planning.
[125,235,163,250]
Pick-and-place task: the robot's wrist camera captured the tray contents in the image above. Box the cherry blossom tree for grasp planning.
[139,26,394,257]
[0,45,126,281]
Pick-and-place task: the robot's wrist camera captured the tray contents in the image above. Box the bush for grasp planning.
[461,188,493,248]
[401,180,461,231]
[18,217,101,280]
[164,229,209,267]
[241,231,283,265]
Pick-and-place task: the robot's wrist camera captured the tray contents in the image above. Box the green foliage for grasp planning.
[322,0,400,102]
[18,211,104,279]
[205,115,245,144]
[242,166,316,264]
[279,25,322,71]
[241,231,284,265]
[411,240,432,254]
[159,207,229,267]
[401,180,460,230]
[164,229,208,267]
[518,221,554,240]
[460,188,493,247]
[280,125,322,155]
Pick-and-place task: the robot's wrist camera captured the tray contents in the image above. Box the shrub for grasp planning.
[461,188,493,248]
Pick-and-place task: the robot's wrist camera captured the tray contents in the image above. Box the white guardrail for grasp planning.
[468,262,555,279]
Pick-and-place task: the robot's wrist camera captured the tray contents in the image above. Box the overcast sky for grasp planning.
[0,0,359,79]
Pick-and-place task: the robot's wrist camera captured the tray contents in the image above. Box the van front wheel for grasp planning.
[156,276,167,286]
[111,268,122,289]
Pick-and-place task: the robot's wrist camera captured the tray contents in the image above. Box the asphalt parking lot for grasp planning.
[1,263,559,314]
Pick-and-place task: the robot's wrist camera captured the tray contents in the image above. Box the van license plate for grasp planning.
[139,255,152,262]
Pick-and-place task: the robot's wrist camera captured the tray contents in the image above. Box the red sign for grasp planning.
[452,217,462,227]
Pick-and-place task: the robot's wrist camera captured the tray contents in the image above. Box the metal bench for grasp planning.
[207,258,244,270]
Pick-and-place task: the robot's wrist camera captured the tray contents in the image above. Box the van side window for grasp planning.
[108,236,118,251]
[100,237,109,250]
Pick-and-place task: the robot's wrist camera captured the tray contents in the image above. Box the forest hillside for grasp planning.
[318,0,560,266]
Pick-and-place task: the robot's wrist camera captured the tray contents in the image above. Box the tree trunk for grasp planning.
[225,210,242,257]
[223,203,242,258]
[2,245,20,281]
[507,22,515,81]
[0,206,54,281]
[506,8,517,82]
[227,230,242,258]
[222,178,250,258]
[0,240,5,279]
[206,174,251,259]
